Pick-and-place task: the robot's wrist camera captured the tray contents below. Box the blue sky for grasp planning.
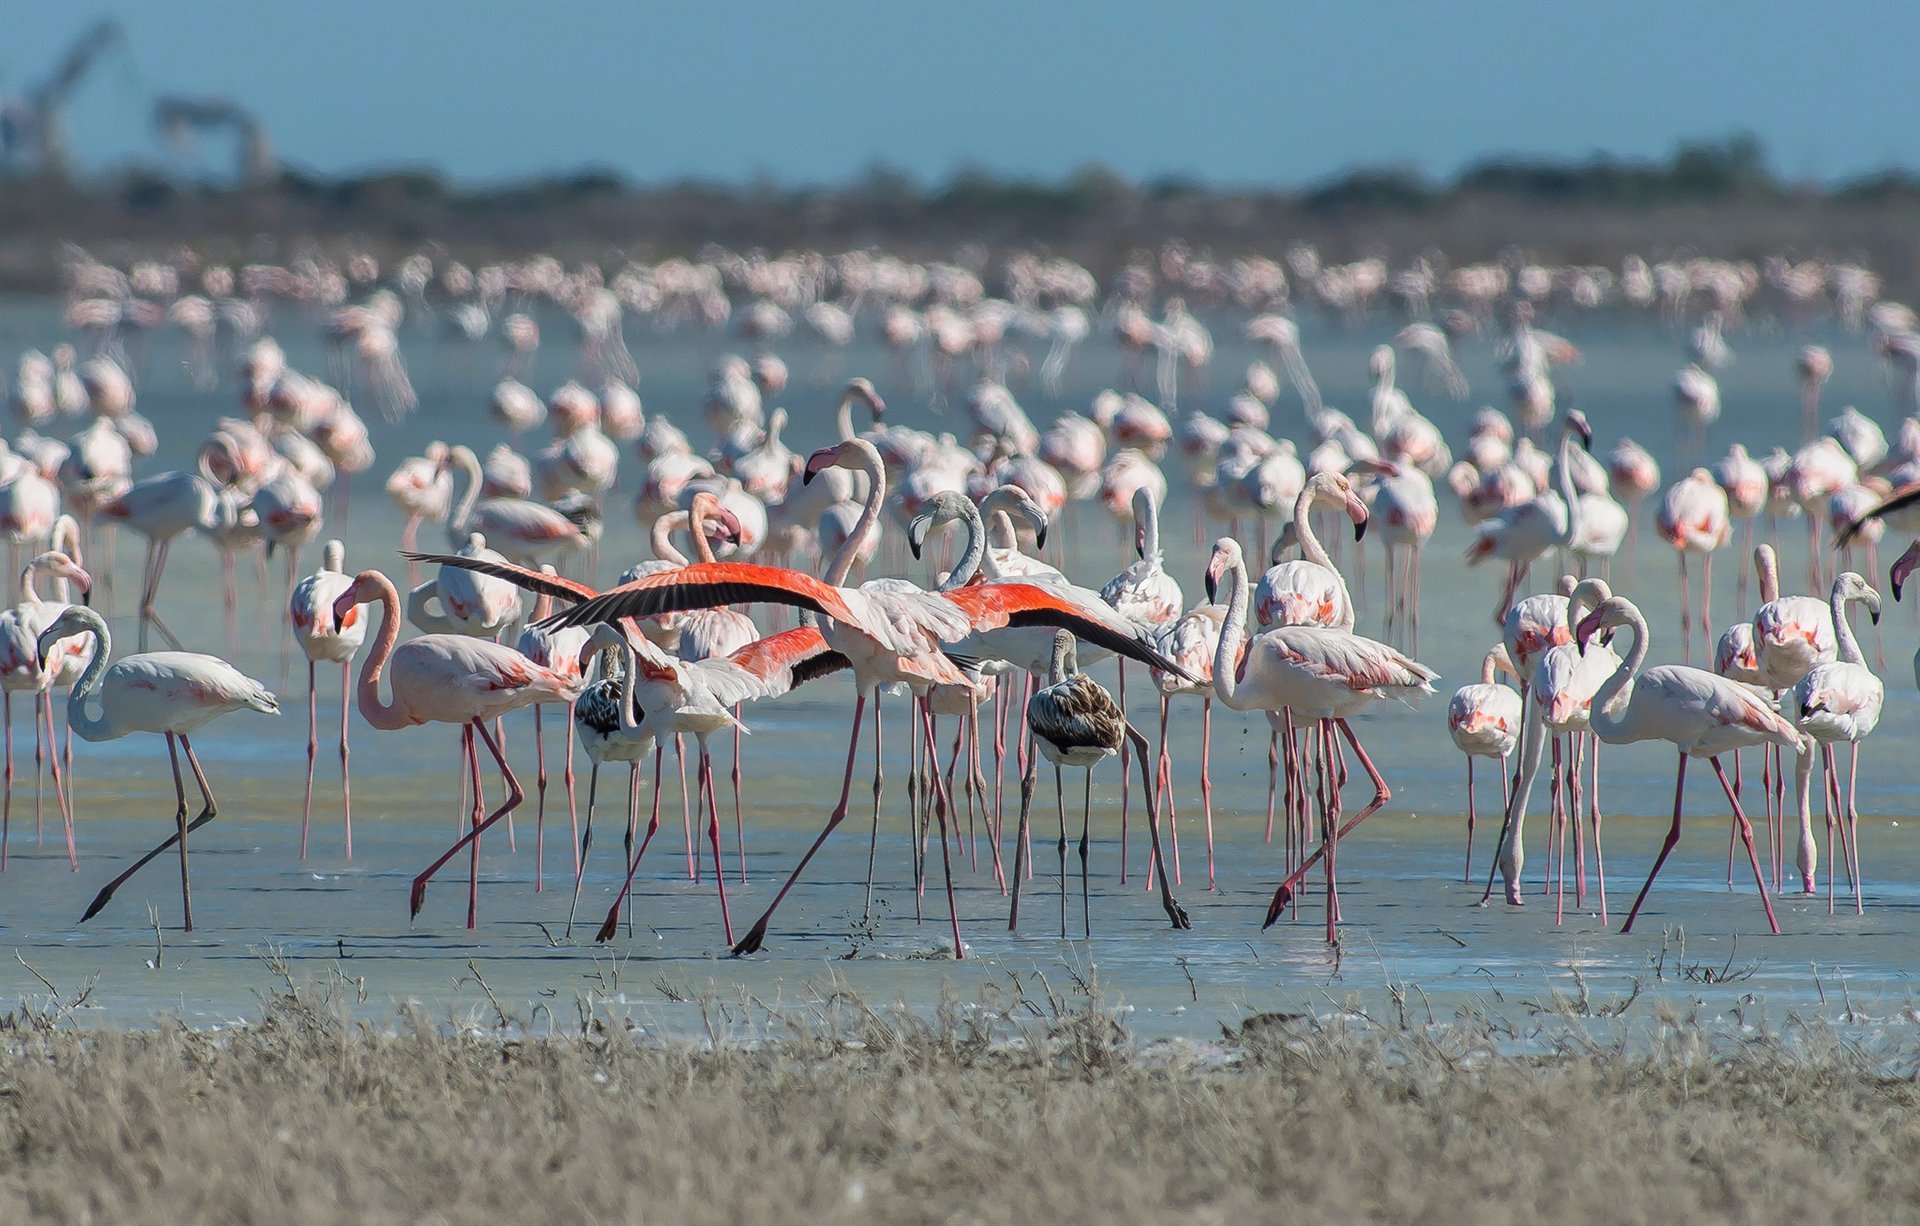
[10,0,1920,186]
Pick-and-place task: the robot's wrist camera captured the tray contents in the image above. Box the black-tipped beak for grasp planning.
[1353,517,1367,543]
[1204,572,1218,603]
[1895,574,1907,603]
[1034,523,1049,551]
[908,529,926,561]
[802,469,817,487]
[80,585,91,609]
[1871,606,1882,626]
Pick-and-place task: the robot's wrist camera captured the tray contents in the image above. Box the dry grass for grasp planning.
[0,963,1915,1225]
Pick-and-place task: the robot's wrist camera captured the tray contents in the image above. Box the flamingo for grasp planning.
[1367,459,1437,651]
[1572,595,1804,935]
[289,540,367,859]
[1149,601,1228,887]
[1790,572,1882,913]
[524,447,1189,956]
[1464,412,1590,623]
[444,444,589,567]
[567,644,656,936]
[0,549,92,866]
[1027,629,1126,939]
[98,471,218,651]
[36,605,278,931]
[386,442,452,584]
[1099,486,1184,879]
[1655,468,1731,664]
[332,569,584,928]
[1205,537,1436,941]
[407,534,523,640]
[1447,647,1521,882]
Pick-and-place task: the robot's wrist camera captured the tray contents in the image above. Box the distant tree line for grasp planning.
[2,133,1919,293]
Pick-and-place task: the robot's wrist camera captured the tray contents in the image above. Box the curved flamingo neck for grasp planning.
[1555,427,1580,547]
[650,512,691,565]
[54,605,112,742]
[1290,480,1338,575]
[352,572,410,731]
[1139,491,1163,562]
[688,498,721,565]
[824,443,885,586]
[1831,586,1866,667]
[448,447,483,537]
[938,500,987,591]
[1590,604,1648,733]
[1211,556,1250,710]
[1291,476,1353,626]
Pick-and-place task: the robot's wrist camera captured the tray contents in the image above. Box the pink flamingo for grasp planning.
[98,471,218,651]
[37,605,278,931]
[1791,572,1882,914]
[1655,468,1731,664]
[1573,595,1804,935]
[289,540,367,859]
[332,569,584,929]
[1447,647,1521,882]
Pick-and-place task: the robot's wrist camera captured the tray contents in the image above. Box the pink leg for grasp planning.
[1710,755,1780,934]
[1464,756,1476,883]
[2,691,12,870]
[732,693,868,955]
[1116,663,1130,883]
[340,662,353,859]
[1621,753,1689,934]
[1263,718,1391,926]
[301,662,317,859]
[1200,699,1216,890]
[408,719,525,927]
[916,698,965,956]
[533,703,548,891]
[40,693,73,870]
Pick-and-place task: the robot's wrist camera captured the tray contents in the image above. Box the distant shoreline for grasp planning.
[4,134,1918,296]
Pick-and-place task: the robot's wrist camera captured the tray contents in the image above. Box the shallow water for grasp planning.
[0,296,1916,1040]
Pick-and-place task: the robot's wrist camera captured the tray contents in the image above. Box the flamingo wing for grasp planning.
[538,561,866,636]
[404,551,598,604]
[942,582,1196,681]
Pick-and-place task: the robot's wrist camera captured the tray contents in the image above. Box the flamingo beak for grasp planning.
[1033,520,1049,551]
[802,447,836,485]
[907,514,930,560]
[331,590,357,626]
[1348,495,1370,542]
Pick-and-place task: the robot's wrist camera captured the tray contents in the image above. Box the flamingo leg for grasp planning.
[566,762,600,937]
[863,692,887,921]
[1848,742,1864,915]
[1621,753,1689,934]
[1007,701,1042,931]
[340,661,353,860]
[1053,762,1068,939]
[1116,663,1130,883]
[408,719,525,928]
[301,661,317,859]
[1079,767,1092,940]
[533,703,548,891]
[167,732,193,930]
[732,692,867,956]
[1263,718,1391,927]
[1710,754,1781,935]
[731,711,746,884]
[1200,698,1216,890]
[1,691,10,870]
[41,692,72,870]
[1464,756,1476,883]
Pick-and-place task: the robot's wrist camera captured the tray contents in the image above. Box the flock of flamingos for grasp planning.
[3,241,1919,958]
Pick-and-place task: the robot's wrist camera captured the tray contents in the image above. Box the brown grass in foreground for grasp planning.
[0,967,1914,1225]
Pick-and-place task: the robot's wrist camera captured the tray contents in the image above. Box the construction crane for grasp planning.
[0,19,128,179]
[154,94,275,186]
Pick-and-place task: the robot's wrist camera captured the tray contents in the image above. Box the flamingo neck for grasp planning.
[824,445,885,586]
[1291,480,1352,628]
[353,573,410,731]
[1589,607,1647,734]
[1756,547,1780,604]
[1140,493,1163,563]
[56,605,112,742]
[1555,428,1580,547]
[1831,588,1866,667]
[650,512,691,566]
[939,501,987,592]
[688,501,720,565]
[835,392,855,443]
[1211,559,1249,709]
[448,447,483,538]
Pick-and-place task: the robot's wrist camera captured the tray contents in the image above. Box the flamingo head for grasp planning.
[332,569,383,628]
[1573,597,1626,656]
[844,377,886,419]
[1203,537,1243,604]
[33,605,92,672]
[1892,541,1920,602]
[1835,570,1882,624]
[908,491,972,560]
[1565,409,1593,449]
[26,550,91,599]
